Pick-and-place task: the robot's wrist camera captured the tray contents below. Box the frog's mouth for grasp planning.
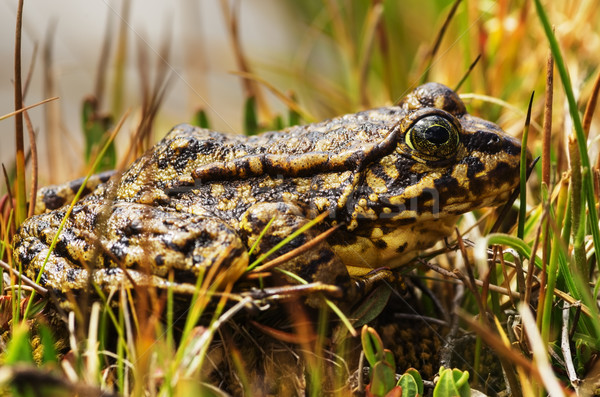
[360,177,520,229]
[439,188,515,216]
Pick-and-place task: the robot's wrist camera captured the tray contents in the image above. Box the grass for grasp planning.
[1,0,600,395]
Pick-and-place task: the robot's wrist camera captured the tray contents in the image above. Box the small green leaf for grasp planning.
[383,349,395,368]
[403,368,423,396]
[433,368,470,397]
[5,323,34,365]
[244,96,259,135]
[349,285,392,328]
[193,108,211,128]
[361,325,378,368]
[371,361,396,397]
[272,115,284,130]
[452,368,470,390]
[361,326,386,366]
[397,373,419,397]
[288,104,301,126]
[82,97,115,170]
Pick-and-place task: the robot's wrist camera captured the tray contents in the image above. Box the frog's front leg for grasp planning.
[239,202,350,288]
[239,202,396,305]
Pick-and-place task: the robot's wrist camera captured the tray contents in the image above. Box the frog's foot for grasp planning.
[14,201,248,294]
[349,267,404,301]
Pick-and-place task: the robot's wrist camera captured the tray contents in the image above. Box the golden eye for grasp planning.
[405,115,459,159]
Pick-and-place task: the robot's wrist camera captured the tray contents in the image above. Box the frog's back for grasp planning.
[114,107,408,203]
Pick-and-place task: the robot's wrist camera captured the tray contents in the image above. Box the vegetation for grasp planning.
[1,0,600,395]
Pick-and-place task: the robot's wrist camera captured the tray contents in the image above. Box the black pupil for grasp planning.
[423,125,449,144]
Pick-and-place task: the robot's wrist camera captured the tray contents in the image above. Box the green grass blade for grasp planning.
[247,212,329,270]
[534,0,600,268]
[4,323,34,365]
[518,92,534,239]
[247,216,276,257]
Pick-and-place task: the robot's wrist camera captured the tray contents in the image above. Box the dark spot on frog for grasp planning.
[433,176,468,206]
[155,254,165,267]
[374,239,388,249]
[470,161,514,196]
[69,178,92,197]
[330,230,357,246]
[111,239,129,259]
[262,233,307,253]
[54,233,74,260]
[464,156,485,178]
[36,269,48,286]
[17,241,42,264]
[461,130,508,155]
[66,268,79,283]
[297,249,335,280]
[396,242,408,253]
[411,187,443,214]
[170,231,215,256]
[123,219,143,236]
[157,137,202,171]
[41,191,67,211]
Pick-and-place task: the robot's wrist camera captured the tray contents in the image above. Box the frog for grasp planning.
[12,82,527,304]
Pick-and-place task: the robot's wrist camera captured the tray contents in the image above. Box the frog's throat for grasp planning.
[332,215,459,276]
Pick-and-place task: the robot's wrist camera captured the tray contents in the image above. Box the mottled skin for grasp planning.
[13,83,525,299]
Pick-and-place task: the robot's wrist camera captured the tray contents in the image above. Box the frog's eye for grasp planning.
[405,114,459,159]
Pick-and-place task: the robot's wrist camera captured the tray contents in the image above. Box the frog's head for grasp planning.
[342,83,529,268]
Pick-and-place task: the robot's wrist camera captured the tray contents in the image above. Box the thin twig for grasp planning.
[420,259,521,299]
[498,246,516,307]
[438,283,464,368]
[561,303,579,387]
[219,0,271,120]
[525,208,546,306]
[13,0,27,225]
[542,51,554,188]
[454,54,481,92]
[455,228,486,316]
[0,259,47,295]
[582,69,600,139]
[22,109,38,218]
[2,165,15,230]
[251,223,342,273]
[393,313,451,328]
[0,97,59,121]
[94,7,114,108]
[457,308,544,387]
[420,0,462,83]
[409,275,450,323]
